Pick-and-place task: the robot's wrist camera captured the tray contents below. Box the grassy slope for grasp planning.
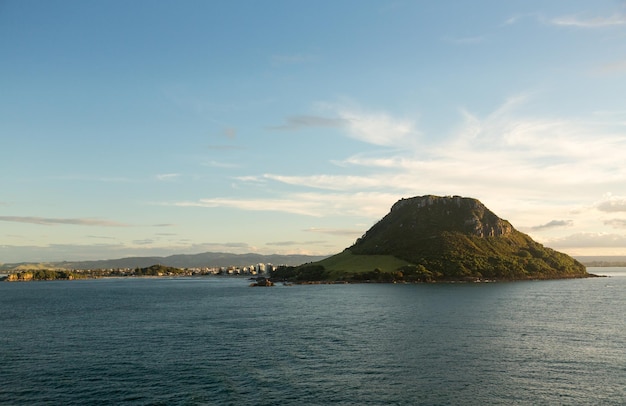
[316,250,413,279]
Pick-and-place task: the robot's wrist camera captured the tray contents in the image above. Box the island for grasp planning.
[271,195,591,283]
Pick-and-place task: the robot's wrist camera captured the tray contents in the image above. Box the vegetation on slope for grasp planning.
[4,264,187,282]
[5,269,88,281]
[277,195,588,283]
[272,251,414,282]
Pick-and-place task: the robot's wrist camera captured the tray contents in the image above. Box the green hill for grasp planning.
[275,195,588,282]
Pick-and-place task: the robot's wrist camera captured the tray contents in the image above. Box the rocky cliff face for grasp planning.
[375,195,513,241]
[361,195,514,246]
[6,272,33,281]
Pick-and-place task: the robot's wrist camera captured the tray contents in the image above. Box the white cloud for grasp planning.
[435,98,626,191]
[597,195,626,212]
[0,216,129,227]
[504,11,626,29]
[598,59,626,75]
[530,220,573,231]
[133,239,155,246]
[172,196,327,217]
[275,103,419,146]
[336,107,418,146]
[167,95,626,254]
[304,227,363,237]
[261,173,386,191]
[547,232,626,248]
[171,192,399,219]
[223,127,237,138]
[202,160,240,169]
[266,240,326,247]
[550,13,626,28]
[502,13,545,26]
[269,115,347,131]
[207,145,246,151]
[316,96,626,206]
[605,219,626,228]
[156,173,180,181]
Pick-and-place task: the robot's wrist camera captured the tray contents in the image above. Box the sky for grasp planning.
[2,0,626,263]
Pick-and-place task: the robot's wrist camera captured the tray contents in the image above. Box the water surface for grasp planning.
[1,269,624,404]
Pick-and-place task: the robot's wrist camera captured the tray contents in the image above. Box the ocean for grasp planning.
[1,268,624,405]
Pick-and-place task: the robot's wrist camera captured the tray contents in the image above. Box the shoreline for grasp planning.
[1,270,607,284]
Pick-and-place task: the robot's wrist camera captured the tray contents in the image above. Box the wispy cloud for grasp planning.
[597,195,626,212]
[269,115,348,131]
[266,240,326,247]
[207,145,246,151]
[133,239,155,246]
[530,220,573,231]
[256,95,626,203]
[260,174,386,191]
[504,11,626,29]
[167,95,626,253]
[604,219,626,228]
[0,216,129,227]
[222,127,237,138]
[550,13,626,28]
[202,160,240,169]
[49,175,135,183]
[547,232,626,248]
[170,192,399,218]
[304,227,363,237]
[265,241,300,246]
[98,177,135,183]
[337,107,418,146]
[271,105,419,146]
[156,173,180,181]
[597,59,626,75]
[502,13,544,26]
[172,196,327,217]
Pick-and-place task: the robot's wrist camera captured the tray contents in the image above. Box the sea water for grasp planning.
[1,268,624,405]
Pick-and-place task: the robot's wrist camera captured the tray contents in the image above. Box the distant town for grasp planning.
[95,262,278,277]
[2,263,281,282]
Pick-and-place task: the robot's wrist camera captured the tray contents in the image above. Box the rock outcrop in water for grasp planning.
[276,195,588,282]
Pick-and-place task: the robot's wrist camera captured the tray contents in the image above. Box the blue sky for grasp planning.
[2,0,626,263]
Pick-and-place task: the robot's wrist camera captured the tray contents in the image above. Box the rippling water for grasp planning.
[1,268,625,405]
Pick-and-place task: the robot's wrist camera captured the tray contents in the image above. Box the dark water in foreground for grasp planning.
[1,268,625,405]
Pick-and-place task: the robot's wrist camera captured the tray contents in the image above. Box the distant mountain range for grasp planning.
[0,252,329,271]
[574,256,626,267]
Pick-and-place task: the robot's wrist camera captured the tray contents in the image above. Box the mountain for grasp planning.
[278,195,588,282]
[0,252,328,271]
